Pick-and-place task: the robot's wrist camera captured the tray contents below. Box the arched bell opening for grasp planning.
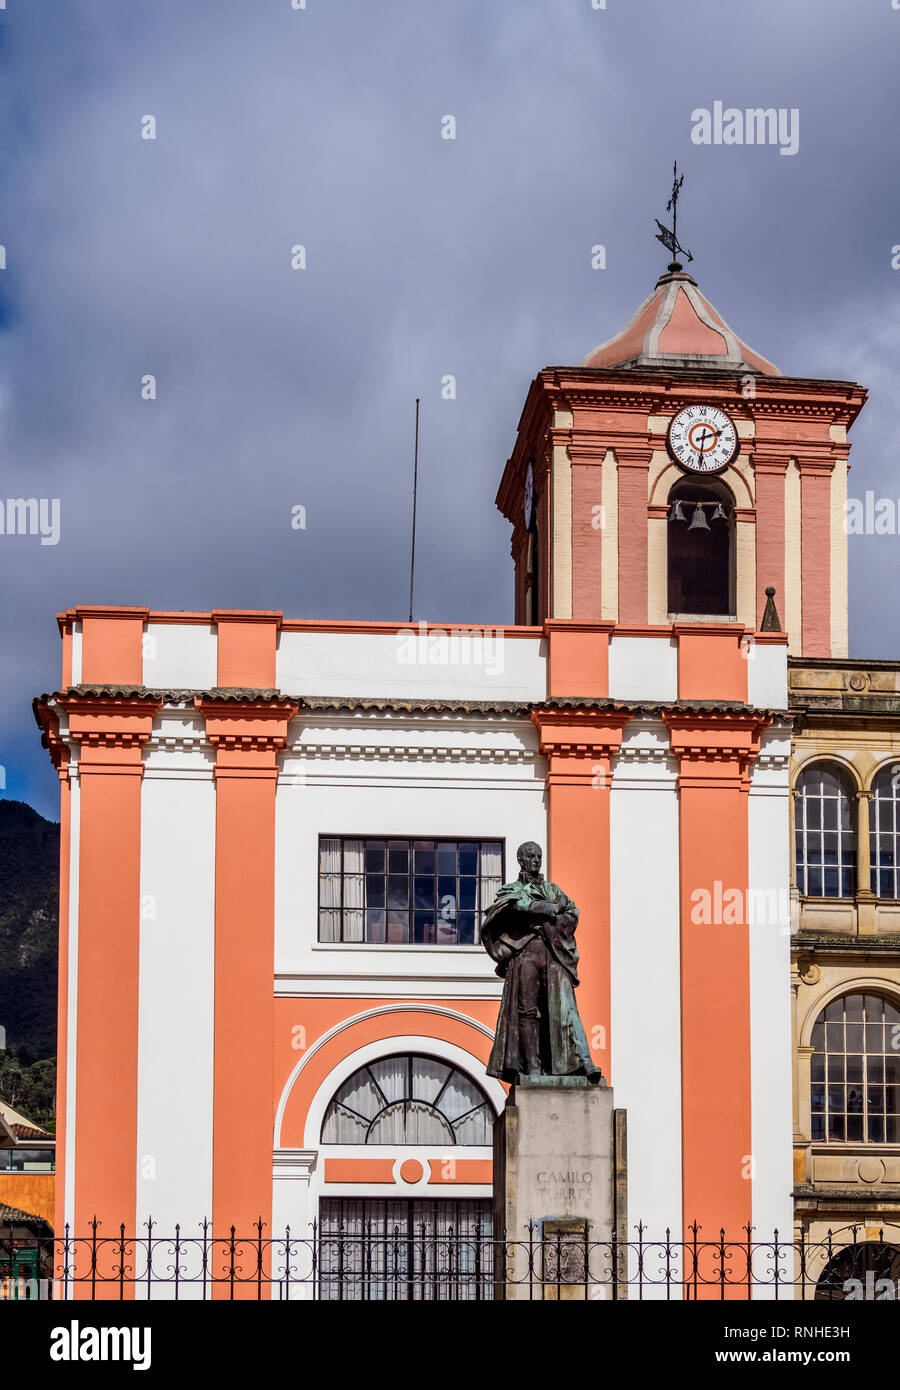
[666,476,736,618]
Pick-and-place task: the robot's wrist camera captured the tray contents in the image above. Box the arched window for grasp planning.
[810,993,900,1143]
[667,477,734,617]
[528,513,540,625]
[321,1054,494,1145]
[794,762,856,898]
[871,764,900,898]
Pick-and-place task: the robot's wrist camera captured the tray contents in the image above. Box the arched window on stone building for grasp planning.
[810,992,900,1144]
[795,762,857,899]
[870,764,900,898]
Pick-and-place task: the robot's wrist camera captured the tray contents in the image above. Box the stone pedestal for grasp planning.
[493,1077,626,1300]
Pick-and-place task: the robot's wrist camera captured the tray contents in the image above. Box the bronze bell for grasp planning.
[687,503,709,531]
[669,500,686,522]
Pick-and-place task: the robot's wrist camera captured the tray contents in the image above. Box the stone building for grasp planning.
[790,658,900,1260]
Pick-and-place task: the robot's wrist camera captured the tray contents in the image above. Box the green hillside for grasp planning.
[0,800,59,1126]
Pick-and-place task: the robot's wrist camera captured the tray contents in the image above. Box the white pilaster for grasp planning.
[610,719,682,1278]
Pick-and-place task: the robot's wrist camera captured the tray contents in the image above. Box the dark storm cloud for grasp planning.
[2,0,899,815]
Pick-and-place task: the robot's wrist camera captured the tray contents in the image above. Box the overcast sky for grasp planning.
[3,0,900,819]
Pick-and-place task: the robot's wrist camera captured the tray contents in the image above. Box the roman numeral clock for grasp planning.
[666,404,739,474]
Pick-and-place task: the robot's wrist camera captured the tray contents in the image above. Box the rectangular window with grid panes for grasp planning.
[318,837,504,944]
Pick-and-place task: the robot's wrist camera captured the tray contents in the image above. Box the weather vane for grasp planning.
[655,161,693,269]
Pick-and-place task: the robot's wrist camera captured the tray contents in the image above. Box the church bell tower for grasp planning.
[497,262,865,655]
[494,185,868,1249]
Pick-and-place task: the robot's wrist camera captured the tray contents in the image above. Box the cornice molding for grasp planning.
[146,729,209,750]
[754,750,791,771]
[286,742,537,766]
[614,742,673,765]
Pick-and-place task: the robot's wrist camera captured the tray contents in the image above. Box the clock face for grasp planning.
[524,461,534,530]
[667,405,739,474]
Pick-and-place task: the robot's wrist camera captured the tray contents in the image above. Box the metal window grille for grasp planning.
[317,1199,493,1301]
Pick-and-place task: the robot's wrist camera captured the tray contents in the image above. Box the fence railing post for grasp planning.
[201,1217,210,1301]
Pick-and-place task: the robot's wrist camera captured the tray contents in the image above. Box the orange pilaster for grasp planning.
[545,621,613,699]
[197,696,297,1296]
[55,766,69,1239]
[530,706,631,1082]
[212,610,281,688]
[674,624,749,703]
[664,711,769,1269]
[75,606,148,686]
[59,694,160,1273]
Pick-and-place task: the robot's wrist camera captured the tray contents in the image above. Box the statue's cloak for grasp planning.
[481,876,600,1083]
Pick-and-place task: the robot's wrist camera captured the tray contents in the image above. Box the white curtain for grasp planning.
[369,1056,406,1104]
[413,1056,450,1103]
[451,1106,491,1145]
[342,839,365,942]
[478,842,503,941]
[437,1068,484,1123]
[318,838,342,942]
[368,1101,452,1146]
[336,1067,382,1120]
[321,1103,368,1144]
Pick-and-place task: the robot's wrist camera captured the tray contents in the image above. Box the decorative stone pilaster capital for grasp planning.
[33,704,71,782]
[612,446,654,469]
[54,690,163,774]
[531,703,631,785]
[195,694,299,778]
[272,1148,318,1183]
[750,453,790,475]
[662,710,771,786]
[794,458,835,477]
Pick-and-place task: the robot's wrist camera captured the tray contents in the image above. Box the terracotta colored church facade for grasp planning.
[35,260,877,1297]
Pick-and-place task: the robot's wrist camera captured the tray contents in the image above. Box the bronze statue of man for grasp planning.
[481,841,602,1083]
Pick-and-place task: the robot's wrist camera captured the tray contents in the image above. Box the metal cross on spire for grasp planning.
[655,160,693,270]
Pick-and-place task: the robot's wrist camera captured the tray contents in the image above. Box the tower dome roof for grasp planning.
[581,267,780,376]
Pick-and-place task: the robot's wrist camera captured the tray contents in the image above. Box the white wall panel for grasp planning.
[136,769,215,1288]
[609,636,677,702]
[747,641,788,710]
[748,734,793,1276]
[143,622,217,691]
[276,630,546,703]
[609,720,682,1266]
[274,717,545,992]
[70,622,82,685]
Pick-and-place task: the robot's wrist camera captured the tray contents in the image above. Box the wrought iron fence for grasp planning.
[3,1219,900,1300]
